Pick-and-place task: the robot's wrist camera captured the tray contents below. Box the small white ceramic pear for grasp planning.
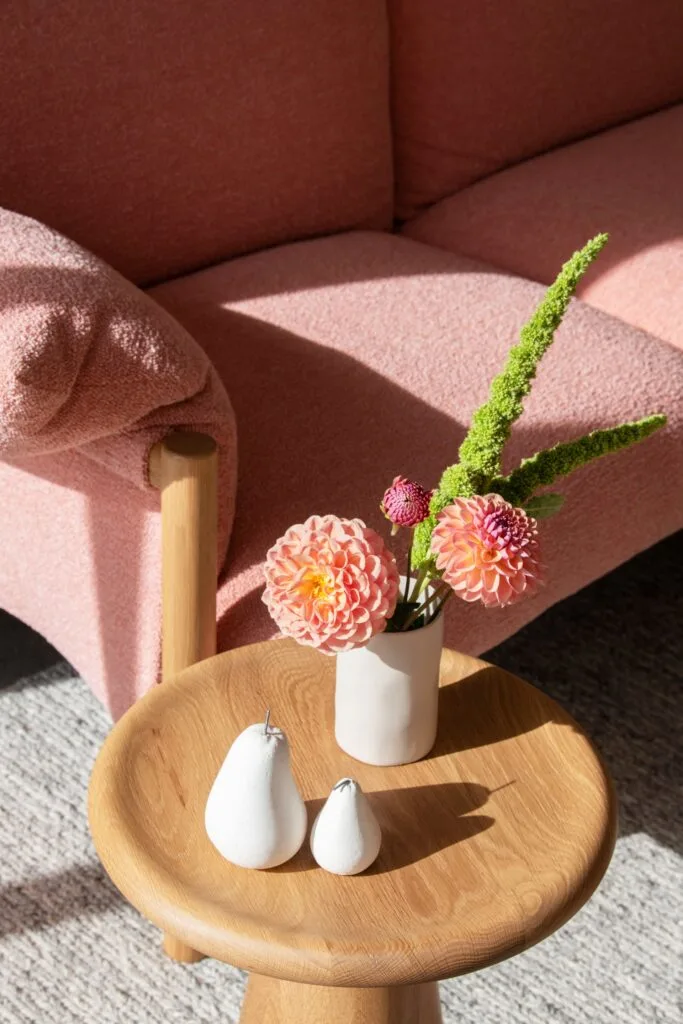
[310,778,381,875]
[205,711,307,869]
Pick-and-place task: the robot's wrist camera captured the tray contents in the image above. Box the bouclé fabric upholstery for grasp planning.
[1,1,682,719]
[403,106,683,352]
[390,0,683,216]
[2,229,681,717]
[0,0,392,284]
[0,208,237,541]
[152,233,683,666]
[0,451,162,719]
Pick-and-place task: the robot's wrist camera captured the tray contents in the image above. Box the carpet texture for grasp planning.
[1,532,681,1023]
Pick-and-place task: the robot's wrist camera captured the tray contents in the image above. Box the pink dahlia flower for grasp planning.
[263,515,400,654]
[380,475,433,528]
[431,494,542,607]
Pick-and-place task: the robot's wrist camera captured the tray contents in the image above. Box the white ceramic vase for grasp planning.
[335,583,445,766]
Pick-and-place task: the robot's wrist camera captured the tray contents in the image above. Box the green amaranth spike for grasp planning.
[490,415,667,506]
[456,232,610,494]
[411,233,610,571]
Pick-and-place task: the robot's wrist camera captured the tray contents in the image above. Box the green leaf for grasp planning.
[523,493,566,519]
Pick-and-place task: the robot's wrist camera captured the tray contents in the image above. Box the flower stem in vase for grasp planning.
[401,588,435,631]
[400,604,423,632]
[400,579,452,631]
[426,582,453,624]
[403,532,414,604]
[423,578,445,622]
[386,600,421,632]
[407,564,430,604]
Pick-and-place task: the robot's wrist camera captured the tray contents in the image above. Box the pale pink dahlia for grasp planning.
[380,475,433,528]
[263,515,400,654]
[431,494,542,607]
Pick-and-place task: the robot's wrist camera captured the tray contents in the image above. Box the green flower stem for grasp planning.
[401,591,433,631]
[491,414,667,505]
[407,563,430,604]
[428,578,446,617]
[399,578,450,631]
[424,580,451,624]
[400,602,424,632]
[411,517,438,572]
[403,533,413,604]
[427,586,454,625]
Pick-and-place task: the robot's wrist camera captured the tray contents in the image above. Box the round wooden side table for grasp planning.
[89,639,617,1024]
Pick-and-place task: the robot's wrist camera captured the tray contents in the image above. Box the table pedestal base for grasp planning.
[241,974,443,1023]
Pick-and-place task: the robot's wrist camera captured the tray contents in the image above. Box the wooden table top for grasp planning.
[89,639,617,988]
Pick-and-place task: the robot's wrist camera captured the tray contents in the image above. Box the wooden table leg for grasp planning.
[240,974,443,1023]
[162,933,205,964]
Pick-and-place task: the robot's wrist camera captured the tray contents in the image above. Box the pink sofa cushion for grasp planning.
[151,232,683,663]
[0,208,237,554]
[390,0,683,217]
[403,106,683,351]
[0,0,392,285]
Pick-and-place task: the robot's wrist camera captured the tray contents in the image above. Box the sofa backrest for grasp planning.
[390,0,683,218]
[0,0,392,285]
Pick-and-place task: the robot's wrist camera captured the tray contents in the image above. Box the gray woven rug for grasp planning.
[1,533,681,1023]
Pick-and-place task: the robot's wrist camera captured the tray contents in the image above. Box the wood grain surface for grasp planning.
[240,976,443,1023]
[88,640,617,988]
[150,431,219,681]
[150,430,218,963]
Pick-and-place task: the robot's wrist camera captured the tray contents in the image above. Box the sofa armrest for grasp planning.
[68,359,235,489]
[0,423,228,720]
[0,207,237,515]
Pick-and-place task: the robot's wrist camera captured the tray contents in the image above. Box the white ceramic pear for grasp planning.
[310,778,381,875]
[205,711,307,869]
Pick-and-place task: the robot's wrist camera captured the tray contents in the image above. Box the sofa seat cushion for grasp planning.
[151,232,683,658]
[403,106,683,351]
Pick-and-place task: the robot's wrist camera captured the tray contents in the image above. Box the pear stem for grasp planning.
[333,778,355,791]
[264,708,271,735]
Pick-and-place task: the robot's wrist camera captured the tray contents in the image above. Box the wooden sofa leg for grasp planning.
[150,431,219,963]
[150,431,219,680]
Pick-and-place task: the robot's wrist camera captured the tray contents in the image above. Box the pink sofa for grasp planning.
[1,0,682,718]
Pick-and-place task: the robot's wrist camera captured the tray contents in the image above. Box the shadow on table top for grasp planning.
[274,781,495,875]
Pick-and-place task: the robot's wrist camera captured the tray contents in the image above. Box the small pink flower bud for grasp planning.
[380,476,433,529]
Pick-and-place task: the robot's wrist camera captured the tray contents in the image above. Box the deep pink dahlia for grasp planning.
[430,494,542,607]
[263,515,400,654]
[380,475,433,528]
